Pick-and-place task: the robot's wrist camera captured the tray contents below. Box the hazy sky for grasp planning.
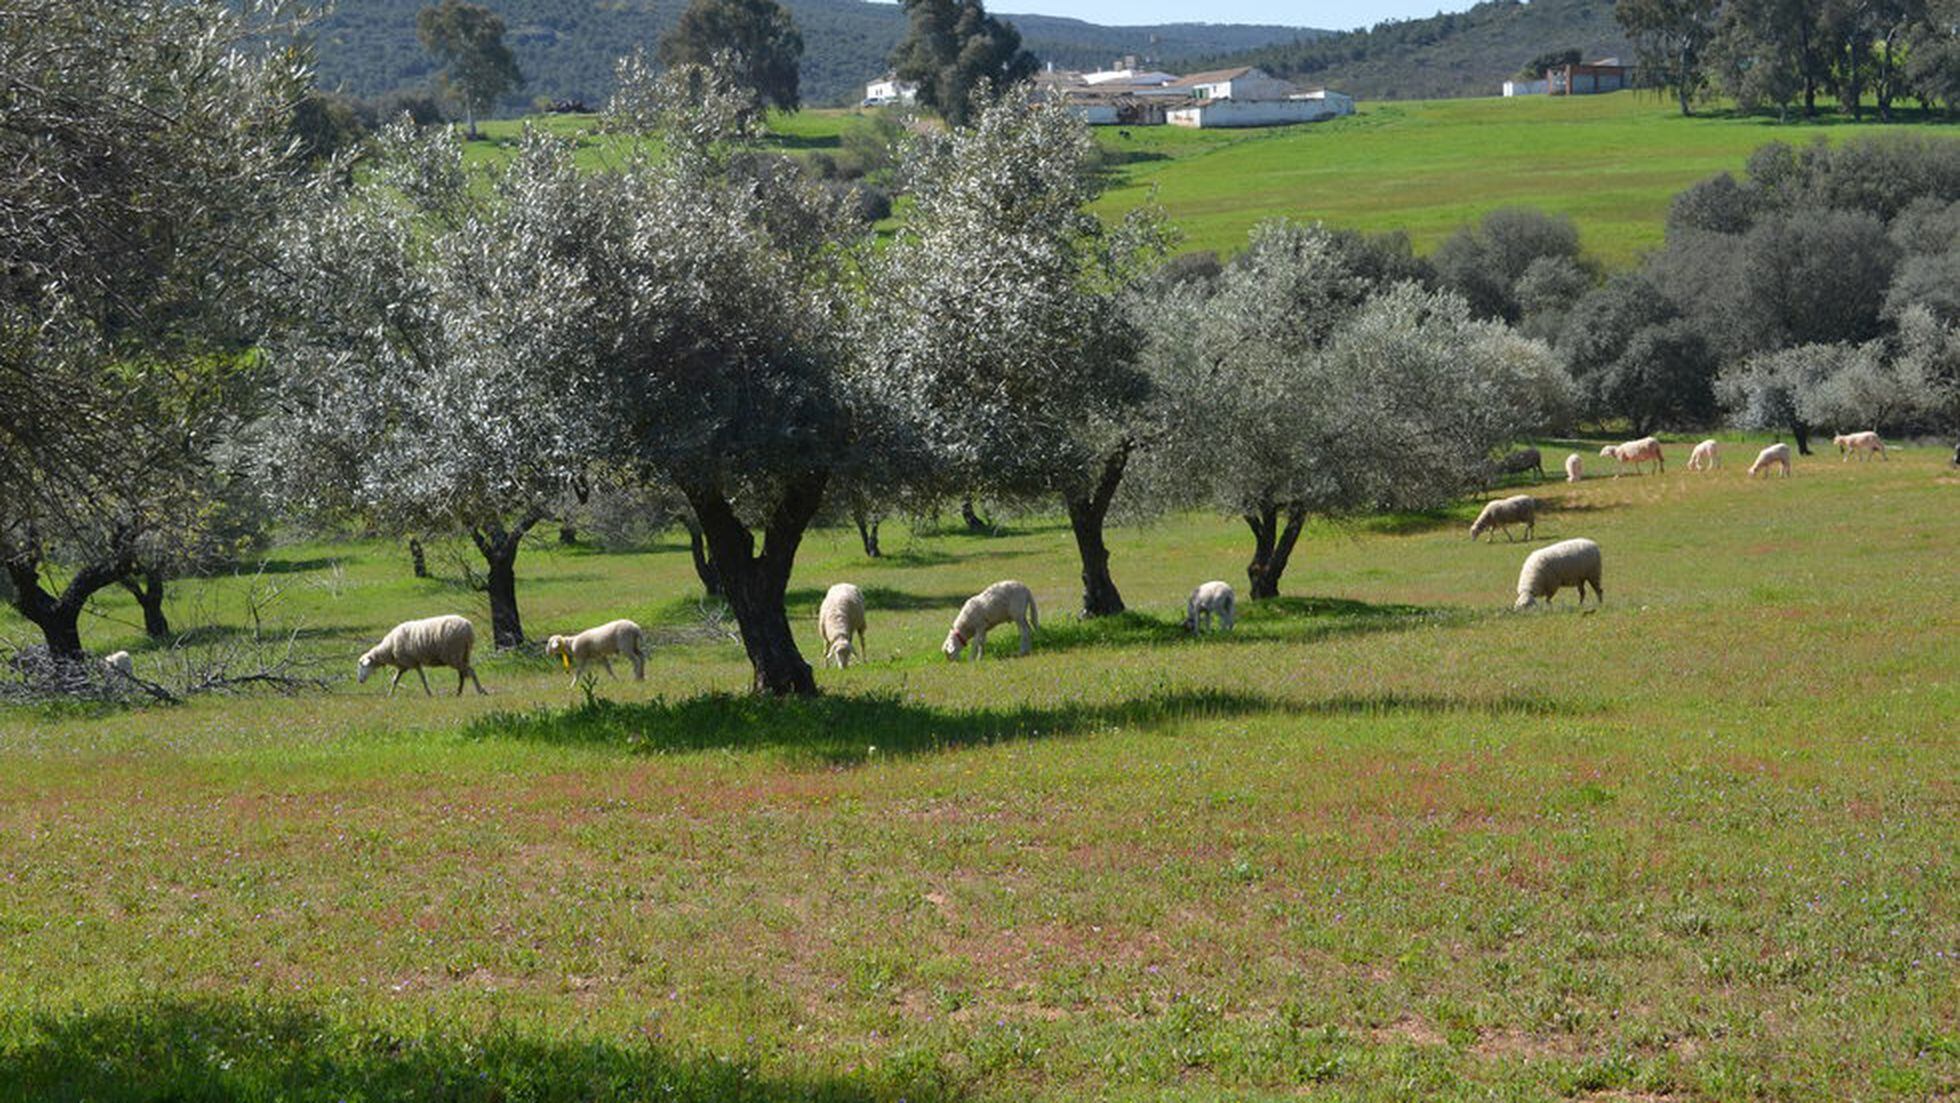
[987,0,1476,32]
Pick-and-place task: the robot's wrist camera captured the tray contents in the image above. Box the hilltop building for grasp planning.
[863,74,918,107]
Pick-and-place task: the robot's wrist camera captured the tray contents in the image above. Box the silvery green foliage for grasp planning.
[604,48,762,146]
[1717,343,1846,433]
[856,85,1161,503]
[1893,305,1960,436]
[1792,341,1916,430]
[1139,220,1566,522]
[264,122,602,533]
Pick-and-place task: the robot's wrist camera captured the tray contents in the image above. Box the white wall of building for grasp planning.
[1168,98,1349,128]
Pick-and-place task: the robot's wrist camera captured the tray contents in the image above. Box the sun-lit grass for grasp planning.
[2,436,1955,1100]
[458,95,1956,267]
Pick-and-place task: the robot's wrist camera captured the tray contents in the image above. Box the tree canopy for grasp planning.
[417,0,524,137]
[891,0,1038,126]
[659,0,805,115]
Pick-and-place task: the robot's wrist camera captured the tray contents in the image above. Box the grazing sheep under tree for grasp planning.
[1494,447,1544,482]
[544,619,646,683]
[817,583,867,668]
[1833,431,1887,461]
[1600,436,1665,476]
[1688,439,1721,470]
[943,580,1038,661]
[1748,442,1793,478]
[1514,538,1603,609]
[1565,452,1583,482]
[357,615,485,696]
[1470,495,1540,542]
[1184,580,1236,634]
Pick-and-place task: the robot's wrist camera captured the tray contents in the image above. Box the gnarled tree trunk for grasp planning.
[2,533,135,660]
[119,568,171,640]
[681,471,826,697]
[1065,445,1130,618]
[683,519,723,597]
[1243,503,1308,601]
[1793,421,1813,456]
[851,496,882,559]
[961,495,991,534]
[471,512,544,649]
[409,538,429,579]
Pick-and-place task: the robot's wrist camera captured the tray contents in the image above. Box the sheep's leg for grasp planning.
[972,631,986,661]
[633,652,646,681]
[416,667,433,697]
[1018,617,1032,656]
[601,657,617,680]
[389,668,406,696]
[466,666,487,695]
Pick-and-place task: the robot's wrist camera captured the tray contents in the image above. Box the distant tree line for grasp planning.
[1618,0,1960,118]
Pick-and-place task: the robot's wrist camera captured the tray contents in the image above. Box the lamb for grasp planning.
[1833,431,1887,461]
[1747,442,1792,478]
[1599,436,1665,476]
[102,651,133,679]
[1687,439,1721,471]
[357,614,485,696]
[816,583,867,668]
[942,580,1038,661]
[1564,452,1583,483]
[1183,580,1236,634]
[1514,538,1603,609]
[1469,494,1539,542]
[544,619,646,682]
[1494,447,1545,483]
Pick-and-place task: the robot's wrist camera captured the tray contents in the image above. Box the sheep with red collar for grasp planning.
[942,580,1038,661]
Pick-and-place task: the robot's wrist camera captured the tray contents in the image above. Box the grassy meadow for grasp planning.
[467,93,1958,266]
[2,438,1956,1100]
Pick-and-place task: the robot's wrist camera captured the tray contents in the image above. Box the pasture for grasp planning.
[469,93,1960,266]
[2,439,1955,1100]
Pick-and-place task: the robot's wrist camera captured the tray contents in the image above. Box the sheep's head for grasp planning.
[1182,612,1199,633]
[941,631,965,661]
[1467,519,1487,540]
[1598,446,1616,458]
[356,652,378,683]
[826,639,854,669]
[1514,591,1538,610]
[544,636,569,668]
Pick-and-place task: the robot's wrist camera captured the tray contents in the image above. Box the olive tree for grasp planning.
[264,124,601,648]
[1142,222,1568,599]
[859,87,1167,617]
[1,0,307,660]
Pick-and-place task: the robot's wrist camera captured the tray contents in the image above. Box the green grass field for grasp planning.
[3,438,1955,1100]
[466,94,1958,266]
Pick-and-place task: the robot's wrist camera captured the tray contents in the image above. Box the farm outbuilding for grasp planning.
[1167,90,1354,129]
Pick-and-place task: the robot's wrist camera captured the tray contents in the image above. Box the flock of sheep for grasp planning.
[305,431,1898,695]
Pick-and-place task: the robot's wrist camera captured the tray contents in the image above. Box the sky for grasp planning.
[984,0,1481,32]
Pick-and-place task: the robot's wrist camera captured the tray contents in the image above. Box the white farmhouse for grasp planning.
[863,74,918,106]
[1168,66,1300,103]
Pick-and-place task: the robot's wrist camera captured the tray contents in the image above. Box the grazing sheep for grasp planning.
[1514,538,1603,609]
[1748,442,1793,478]
[1469,494,1540,542]
[1183,580,1236,634]
[1687,439,1721,471]
[1833,431,1887,461]
[102,651,133,678]
[545,619,646,682]
[1599,436,1665,476]
[816,583,867,668]
[1564,452,1583,483]
[942,580,1038,661]
[357,614,485,696]
[1495,447,1545,483]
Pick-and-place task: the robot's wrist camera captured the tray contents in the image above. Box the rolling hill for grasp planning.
[307,0,1324,110]
[1189,0,1633,101]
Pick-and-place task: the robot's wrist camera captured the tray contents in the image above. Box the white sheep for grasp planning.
[1514,538,1603,609]
[102,650,133,679]
[1833,431,1887,461]
[1687,439,1721,471]
[1748,442,1792,478]
[545,619,646,682]
[942,580,1038,661]
[1183,580,1236,634]
[816,583,867,668]
[1469,494,1539,542]
[357,614,485,696]
[1564,452,1583,483]
[1599,436,1665,476]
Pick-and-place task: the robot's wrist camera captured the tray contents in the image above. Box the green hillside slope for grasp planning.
[1191,0,1632,101]
[309,0,1321,110]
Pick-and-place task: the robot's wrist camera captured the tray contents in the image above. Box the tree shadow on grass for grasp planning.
[0,997,946,1103]
[784,584,972,614]
[464,687,1289,765]
[1033,597,1470,655]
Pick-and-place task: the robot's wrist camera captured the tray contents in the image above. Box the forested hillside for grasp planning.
[1189,0,1631,100]
[308,0,1321,109]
